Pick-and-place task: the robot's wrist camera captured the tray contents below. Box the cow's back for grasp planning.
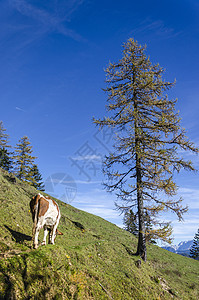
[42,198,60,226]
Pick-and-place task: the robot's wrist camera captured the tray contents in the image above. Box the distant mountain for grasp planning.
[162,240,193,257]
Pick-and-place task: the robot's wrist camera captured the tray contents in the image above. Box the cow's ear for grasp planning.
[56,229,63,235]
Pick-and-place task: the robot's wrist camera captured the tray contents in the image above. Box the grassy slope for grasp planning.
[0,168,198,300]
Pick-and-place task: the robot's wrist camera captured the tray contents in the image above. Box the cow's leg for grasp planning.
[48,229,52,244]
[33,219,44,249]
[50,224,58,244]
[51,213,61,244]
[42,226,48,246]
[34,226,41,249]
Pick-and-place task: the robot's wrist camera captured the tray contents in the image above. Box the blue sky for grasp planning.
[1,0,199,245]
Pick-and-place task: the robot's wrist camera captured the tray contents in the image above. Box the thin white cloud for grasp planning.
[179,187,199,208]
[171,222,198,243]
[15,106,25,112]
[72,188,122,225]
[158,209,199,245]
[172,218,199,225]
[46,177,101,185]
[9,0,85,42]
[80,205,119,219]
[75,180,102,184]
[71,154,102,162]
[130,18,182,40]
[11,0,55,24]
[74,188,114,207]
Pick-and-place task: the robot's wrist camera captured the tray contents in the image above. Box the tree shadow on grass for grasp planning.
[4,225,32,243]
[122,243,136,256]
[62,215,85,232]
[71,220,85,231]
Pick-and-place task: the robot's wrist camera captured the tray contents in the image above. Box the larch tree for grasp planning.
[189,228,199,260]
[94,39,198,261]
[0,121,13,171]
[13,136,37,183]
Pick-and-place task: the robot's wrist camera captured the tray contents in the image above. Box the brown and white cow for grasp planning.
[30,193,63,249]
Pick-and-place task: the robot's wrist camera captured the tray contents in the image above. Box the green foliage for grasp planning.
[123,209,138,236]
[123,210,161,244]
[0,148,12,172]
[94,38,198,260]
[0,121,44,188]
[29,164,45,191]
[13,136,37,183]
[0,122,13,172]
[189,228,199,260]
[0,121,10,149]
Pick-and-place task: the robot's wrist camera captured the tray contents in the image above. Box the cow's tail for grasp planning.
[32,195,40,241]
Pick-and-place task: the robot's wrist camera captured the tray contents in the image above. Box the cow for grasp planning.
[30,193,63,249]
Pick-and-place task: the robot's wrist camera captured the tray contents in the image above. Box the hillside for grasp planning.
[0,168,199,300]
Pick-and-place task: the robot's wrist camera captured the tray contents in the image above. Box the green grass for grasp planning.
[0,167,199,299]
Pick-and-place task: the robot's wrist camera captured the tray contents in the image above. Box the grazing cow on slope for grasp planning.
[30,193,63,249]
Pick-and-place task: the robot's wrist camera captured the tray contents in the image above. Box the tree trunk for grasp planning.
[134,94,147,261]
[136,172,147,261]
